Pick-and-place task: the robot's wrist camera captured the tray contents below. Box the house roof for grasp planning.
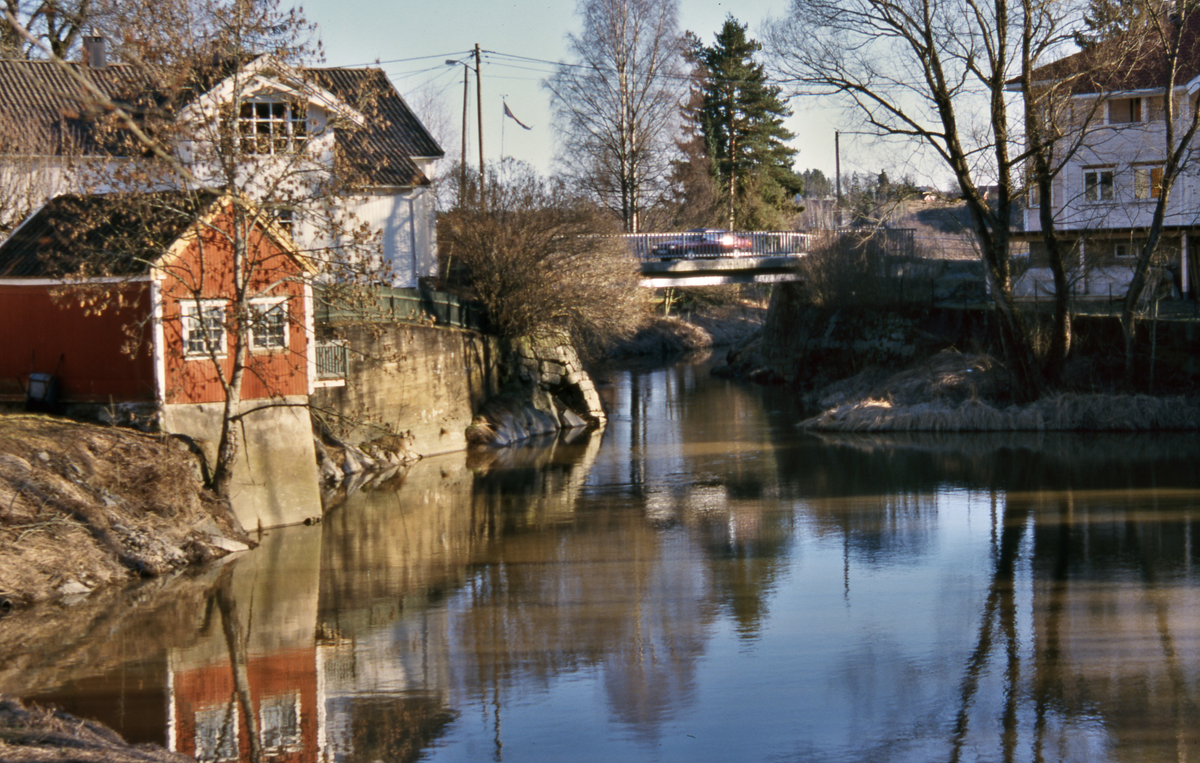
[1030,13,1200,94]
[0,57,443,187]
[0,190,296,279]
[0,59,160,154]
[308,67,442,187]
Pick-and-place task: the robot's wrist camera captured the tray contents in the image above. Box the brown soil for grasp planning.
[0,414,250,610]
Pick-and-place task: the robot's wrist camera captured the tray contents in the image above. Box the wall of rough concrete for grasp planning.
[310,323,503,456]
[161,396,322,530]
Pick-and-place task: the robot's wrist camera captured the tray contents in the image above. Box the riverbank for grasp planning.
[0,694,187,762]
[0,415,252,610]
[796,350,1200,431]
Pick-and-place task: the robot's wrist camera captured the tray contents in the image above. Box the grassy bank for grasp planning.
[799,351,1200,432]
[0,415,250,609]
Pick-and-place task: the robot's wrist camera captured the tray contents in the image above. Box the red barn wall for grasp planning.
[159,211,309,406]
[0,283,154,403]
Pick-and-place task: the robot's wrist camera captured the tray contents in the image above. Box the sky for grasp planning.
[299,0,922,187]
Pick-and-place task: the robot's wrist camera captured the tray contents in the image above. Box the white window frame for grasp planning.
[193,703,239,762]
[249,297,289,352]
[1084,168,1115,203]
[182,299,227,358]
[258,693,302,754]
[238,99,308,155]
[1133,164,1163,201]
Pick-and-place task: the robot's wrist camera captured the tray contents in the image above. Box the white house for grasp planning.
[1015,15,1200,301]
[0,40,443,288]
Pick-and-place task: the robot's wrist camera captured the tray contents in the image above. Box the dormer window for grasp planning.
[239,101,308,155]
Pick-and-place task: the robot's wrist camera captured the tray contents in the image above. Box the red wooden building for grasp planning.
[0,190,314,411]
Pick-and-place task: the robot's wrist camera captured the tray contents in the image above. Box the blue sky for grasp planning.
[301,0,907,185]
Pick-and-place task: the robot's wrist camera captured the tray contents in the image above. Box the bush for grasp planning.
[439,162,649,359]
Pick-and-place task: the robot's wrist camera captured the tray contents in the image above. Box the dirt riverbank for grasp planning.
[0,415,252,611]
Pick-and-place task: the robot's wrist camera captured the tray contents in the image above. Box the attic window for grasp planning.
[239,101,308,155]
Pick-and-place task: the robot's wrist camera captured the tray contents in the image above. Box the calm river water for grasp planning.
[6,357,1200,762]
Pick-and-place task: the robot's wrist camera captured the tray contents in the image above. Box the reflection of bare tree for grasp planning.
[214,571,262,763]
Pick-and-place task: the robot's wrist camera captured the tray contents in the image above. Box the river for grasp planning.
[4,357,1200,762]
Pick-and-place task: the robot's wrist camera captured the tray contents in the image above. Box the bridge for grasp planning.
[619,230,810,287]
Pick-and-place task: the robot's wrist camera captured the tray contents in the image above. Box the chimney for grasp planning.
[82,36,106,68]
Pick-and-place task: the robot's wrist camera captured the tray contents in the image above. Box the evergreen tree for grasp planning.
[695,16,802,230]
[1072,0,1152,48]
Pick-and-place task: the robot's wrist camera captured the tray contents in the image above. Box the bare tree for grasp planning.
[768,0,1114,400]
[3,0,394,499]
[545,0,685,233]
[439,160,647,359]
[1109,5,1200,386]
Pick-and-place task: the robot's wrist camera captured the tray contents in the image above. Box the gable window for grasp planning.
[1084,168,1114,202]
[182,300,227,357]
[1134,165,1163,200]
[239,101,307,155]
[249,297,289,351]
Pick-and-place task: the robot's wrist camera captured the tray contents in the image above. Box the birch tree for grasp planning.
[546,0,685,232]
[768,0,1106,399]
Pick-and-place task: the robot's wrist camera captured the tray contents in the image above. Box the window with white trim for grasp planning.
[1134,165,1163,200]
[194,703,239,762]
[182,300,227,357]
[1084,168,1114,202]
[1109,97,1144,124]
[249,297,289,351]
[239,100,307,155]
[259,694,302,753]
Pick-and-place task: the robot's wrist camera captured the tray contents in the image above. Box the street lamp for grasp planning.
[446,44,485,207]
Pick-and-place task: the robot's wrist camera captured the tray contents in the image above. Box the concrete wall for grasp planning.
[162,396,322,530]
[310,323,503,456]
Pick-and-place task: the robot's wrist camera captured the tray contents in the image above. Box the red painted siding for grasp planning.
[160,209,309,406]
[0,283,154,402]
[171,647,319,763]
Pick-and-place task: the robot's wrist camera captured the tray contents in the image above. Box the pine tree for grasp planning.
[695,16,802,230]
[1072,0,1152,48]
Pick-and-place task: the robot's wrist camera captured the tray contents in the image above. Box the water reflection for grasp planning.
[4,361,1200,761]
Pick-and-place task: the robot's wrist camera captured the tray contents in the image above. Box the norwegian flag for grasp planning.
[503,101,532,130]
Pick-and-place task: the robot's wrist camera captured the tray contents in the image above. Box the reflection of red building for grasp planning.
[171,647,318,763]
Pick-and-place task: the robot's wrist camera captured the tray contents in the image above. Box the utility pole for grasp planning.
[835,130,842,229]
[475,43,485,208]
[459,63,468,207]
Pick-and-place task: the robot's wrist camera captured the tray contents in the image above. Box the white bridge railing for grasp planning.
[617,231,813,261]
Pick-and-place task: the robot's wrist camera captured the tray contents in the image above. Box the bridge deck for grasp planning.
[639,254,805,287]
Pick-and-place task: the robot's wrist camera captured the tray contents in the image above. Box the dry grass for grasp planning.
[801,352,1200,431]
[0,695,188,762]
[0,415,243,608]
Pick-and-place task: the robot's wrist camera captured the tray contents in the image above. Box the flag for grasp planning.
[504,101,532,130]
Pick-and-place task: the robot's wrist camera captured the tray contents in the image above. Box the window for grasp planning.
[1134,165,1163,200]
[182,300,227,357]
[1115,243,1133,258]
[272,207,294,234]
[239,100,307,155]
[1084,168,1114,202]
[249,298,289,351]
[1109,97,1143,124]
[259,694,302,753]
[194,704,238,762]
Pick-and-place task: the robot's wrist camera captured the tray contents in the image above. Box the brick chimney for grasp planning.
[82,36,106,68]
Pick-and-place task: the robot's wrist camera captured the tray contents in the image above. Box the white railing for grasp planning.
[618,231,814,261]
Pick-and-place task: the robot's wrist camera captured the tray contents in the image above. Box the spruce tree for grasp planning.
[695,16,802,230]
